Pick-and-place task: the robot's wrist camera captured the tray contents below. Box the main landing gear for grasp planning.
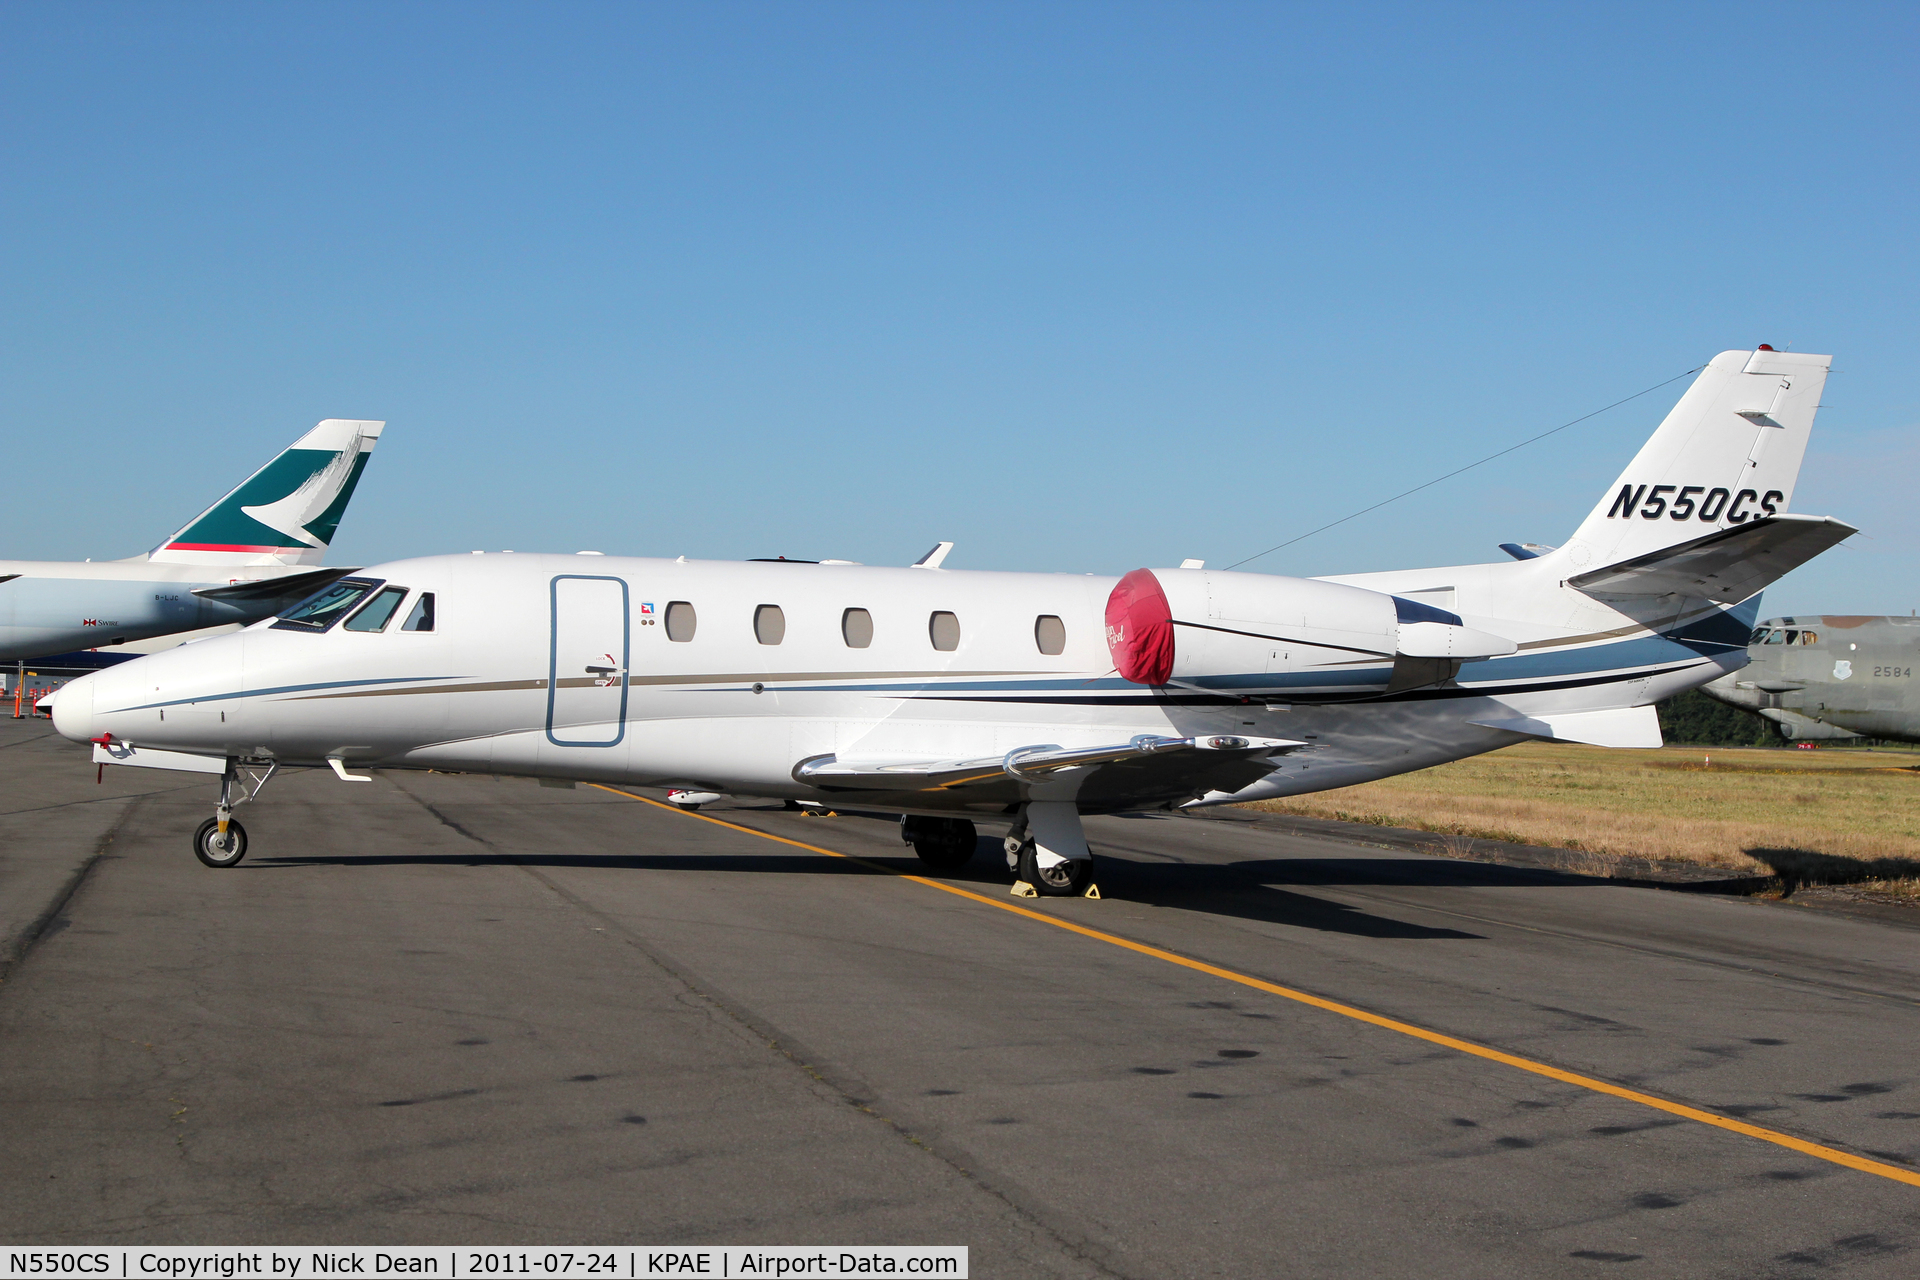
[1004,802,1096,896]
[901,815,977,870]
[194,759,277,868]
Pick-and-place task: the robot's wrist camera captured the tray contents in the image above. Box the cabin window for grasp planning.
[272,578,384,632]
[842,607,873,648]
[929,611,960,652]
[1799,629,1819,645]
[755,604,786,645]
[665,600,696,642]
[402,593,435,632]
[344,586,408,632]
[1034,614,1066,656]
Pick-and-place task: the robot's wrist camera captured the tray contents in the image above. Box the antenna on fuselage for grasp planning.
[910,542,954,570]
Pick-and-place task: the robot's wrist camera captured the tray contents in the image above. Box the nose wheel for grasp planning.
[192,758,276,868]
[193,817,249,868]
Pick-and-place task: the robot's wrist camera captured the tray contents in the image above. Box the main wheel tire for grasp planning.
[912,818,977,871]
[674,802,702,812]
[193,817,248,868]
[1018,842,1092,896]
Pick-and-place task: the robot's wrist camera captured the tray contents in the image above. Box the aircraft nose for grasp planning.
[51,671,97,744]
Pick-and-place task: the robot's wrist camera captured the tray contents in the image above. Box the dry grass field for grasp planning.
[1248,741,1920,895]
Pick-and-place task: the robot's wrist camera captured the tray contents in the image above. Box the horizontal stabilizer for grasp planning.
[190,566,359,604]
[1468,704,1663,748]
[794,733,1303,793]
[1567,514,1857,603]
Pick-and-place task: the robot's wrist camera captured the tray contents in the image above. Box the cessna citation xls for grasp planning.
[56,350,1855,891]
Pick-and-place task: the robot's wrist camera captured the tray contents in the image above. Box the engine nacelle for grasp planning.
[1104,568,1513,698]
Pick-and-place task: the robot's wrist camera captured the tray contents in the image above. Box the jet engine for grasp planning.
[1104,568,1514,698]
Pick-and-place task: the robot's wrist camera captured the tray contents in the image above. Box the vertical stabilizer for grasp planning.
[147,419,385,567]
[1557,350,1828,576]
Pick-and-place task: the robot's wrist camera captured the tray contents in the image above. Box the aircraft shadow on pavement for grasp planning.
[1092,858,1485,939]
[253,841,1487,941]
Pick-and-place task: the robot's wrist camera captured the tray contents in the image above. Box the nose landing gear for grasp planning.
[194,758,278,868]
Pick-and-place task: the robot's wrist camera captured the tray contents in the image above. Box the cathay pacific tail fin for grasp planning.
[147,419,384,567]
[1555,350,1828,578]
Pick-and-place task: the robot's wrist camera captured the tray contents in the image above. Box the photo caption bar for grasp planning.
[0,1249,967,1279]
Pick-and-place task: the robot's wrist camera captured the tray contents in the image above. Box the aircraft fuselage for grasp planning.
[1703,615,1920,744]
[53,551,1753,815]
[0,560,278,661]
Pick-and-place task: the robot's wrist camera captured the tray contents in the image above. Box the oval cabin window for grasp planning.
[1034,614,1066,656]
[755,604,786,646]
[929,611,960,652]
[842,607,873,648]
[665,601,696,642]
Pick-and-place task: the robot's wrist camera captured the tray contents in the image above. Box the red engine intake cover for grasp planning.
[1105,568,1174,685]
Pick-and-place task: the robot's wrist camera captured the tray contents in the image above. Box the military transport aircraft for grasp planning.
[0,419,383,661]
[54,350,1857,891]
[1702,615,1920,744]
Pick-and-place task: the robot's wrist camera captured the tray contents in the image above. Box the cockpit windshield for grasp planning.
[273,578,386,632]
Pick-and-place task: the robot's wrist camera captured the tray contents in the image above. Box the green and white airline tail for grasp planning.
[0,419,385,661]
[148,419,384,567]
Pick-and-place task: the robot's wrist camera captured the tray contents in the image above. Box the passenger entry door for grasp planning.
[547,575,629,747]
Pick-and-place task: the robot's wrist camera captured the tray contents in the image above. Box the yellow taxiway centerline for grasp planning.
[587,783,1920,1189]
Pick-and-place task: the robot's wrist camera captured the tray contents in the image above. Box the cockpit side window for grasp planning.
[1749,627,1768,644]
[1762,629,1787,644]
[344,586,409,632]
[273,578,385,632]
[1799,629,1819,645]
[401,592,435,632]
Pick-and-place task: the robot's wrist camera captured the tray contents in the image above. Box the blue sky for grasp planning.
[3,1,1915,616]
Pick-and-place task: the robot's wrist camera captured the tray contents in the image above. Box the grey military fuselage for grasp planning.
[1702,616,1920,743]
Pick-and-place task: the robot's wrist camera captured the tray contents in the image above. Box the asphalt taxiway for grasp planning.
[2,718,1917,1277]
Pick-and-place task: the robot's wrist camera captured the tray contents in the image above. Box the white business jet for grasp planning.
[0,419,385,660]
[55,351,1852,892]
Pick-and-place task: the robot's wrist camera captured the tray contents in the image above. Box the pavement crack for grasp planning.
[1,794,148,988]
[384,774,494,846]
[506,855,1128,1279]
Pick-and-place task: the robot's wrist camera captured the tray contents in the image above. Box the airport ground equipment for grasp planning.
[53,351,1857,892]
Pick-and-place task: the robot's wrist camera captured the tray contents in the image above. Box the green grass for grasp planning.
[1248,741,1920,888]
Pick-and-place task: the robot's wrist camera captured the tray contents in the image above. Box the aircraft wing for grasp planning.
[794,733,1304,805]
[190,566,360,605]
[1567,515,1857,603]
